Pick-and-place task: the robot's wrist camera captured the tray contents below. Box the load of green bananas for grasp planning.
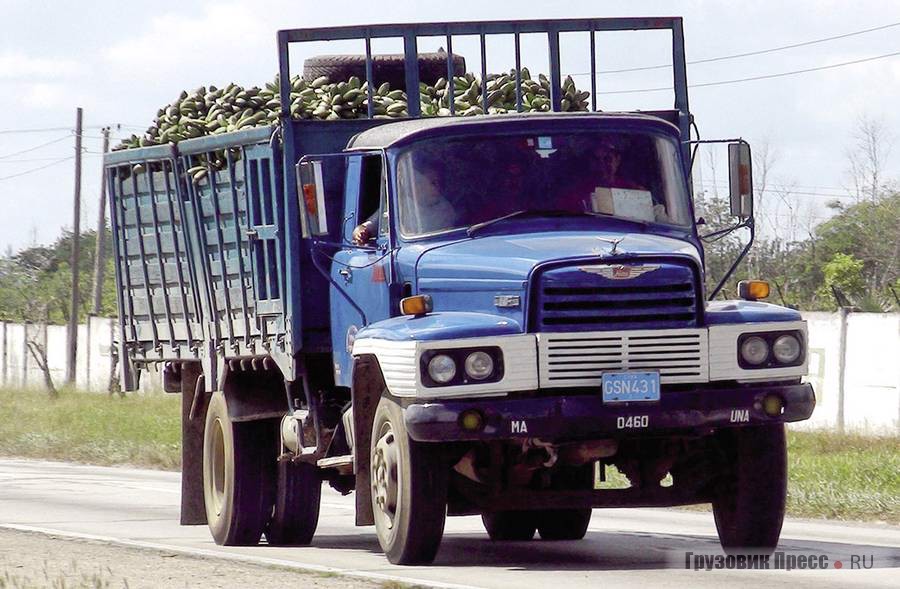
[116,69,591,184]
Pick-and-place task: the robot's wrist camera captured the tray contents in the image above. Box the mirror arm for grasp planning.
[708,216,755,301]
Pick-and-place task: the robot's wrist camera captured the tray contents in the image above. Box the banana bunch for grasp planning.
[419,69,589,116]
[117,70,592,184]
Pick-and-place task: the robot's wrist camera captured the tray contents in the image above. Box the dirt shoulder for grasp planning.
[0,528,384,589]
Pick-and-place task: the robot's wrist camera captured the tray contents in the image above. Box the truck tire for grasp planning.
[370,397,447,565]
[202,391,275,546]
[266,460,321,546]
[303,53,466,92]
[536,509,592,540]
[481,511,537,541]
[712,424,787,554]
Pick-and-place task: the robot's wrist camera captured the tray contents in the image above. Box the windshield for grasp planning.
[396,130,691,237]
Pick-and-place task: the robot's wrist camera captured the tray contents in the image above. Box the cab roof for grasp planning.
[347,111,681,150]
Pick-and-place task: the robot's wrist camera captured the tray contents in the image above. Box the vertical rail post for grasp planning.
[130,169,160,349]
[403,32,421,117]
[671,18,692,168]
[479,31,488,112]
[147,166,177,351]
[277,31,292,125]
[589,27,597,112]
[548,28,562,112]
[514,31,523,113]
[226,149,253,347]
[162,161,195,348]
[365,34,375,119]
[446,32,456,115]
[206,163,236,350]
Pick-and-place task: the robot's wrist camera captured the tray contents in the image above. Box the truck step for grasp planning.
[316,454,354,474]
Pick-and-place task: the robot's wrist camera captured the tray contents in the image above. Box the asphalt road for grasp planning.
[0,459,896,588]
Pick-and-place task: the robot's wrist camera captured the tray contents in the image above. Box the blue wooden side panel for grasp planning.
[105,128,290,382]
[107,159,202,364]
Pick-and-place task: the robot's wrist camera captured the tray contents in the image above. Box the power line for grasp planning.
[596,50,900,95]
[0,135,72,160]
[581,21,900,75]
[0,126,73,135]
[0,156,74,182]
[695,182,857,200]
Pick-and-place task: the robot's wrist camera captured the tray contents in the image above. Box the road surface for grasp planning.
[0,459,896,588]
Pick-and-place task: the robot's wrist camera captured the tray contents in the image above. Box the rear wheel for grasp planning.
[202,391,275,546]
[536,509,592,541]
[266,459,321,546]
[712,424,787,554]
[482,511,537,541]
[371,397,447,565]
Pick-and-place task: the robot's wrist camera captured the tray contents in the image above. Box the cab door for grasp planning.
[298,152,394,387]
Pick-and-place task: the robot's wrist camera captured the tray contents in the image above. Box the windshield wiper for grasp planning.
[579,210,652,229]
[467,209,599,237]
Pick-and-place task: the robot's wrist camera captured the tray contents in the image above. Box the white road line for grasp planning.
[0,523,482,589]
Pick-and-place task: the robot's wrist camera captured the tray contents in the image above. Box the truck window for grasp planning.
[396,131,691,237]
[358,154,383,235]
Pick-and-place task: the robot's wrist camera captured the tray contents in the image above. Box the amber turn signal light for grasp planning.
[738,280,770,301]
[400,294,433,316]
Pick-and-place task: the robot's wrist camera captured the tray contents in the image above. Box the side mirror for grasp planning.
[296,159,330,237]
[728,142,753,218]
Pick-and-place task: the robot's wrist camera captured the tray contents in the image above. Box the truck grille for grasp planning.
[538,329,709,387]
[533,261,699,332]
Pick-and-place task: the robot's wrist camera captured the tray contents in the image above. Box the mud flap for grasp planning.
[180,363,208,525]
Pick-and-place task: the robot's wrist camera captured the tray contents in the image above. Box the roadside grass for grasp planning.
[0,387,180,470]
[0,388,897,523]
[786,429,899,524]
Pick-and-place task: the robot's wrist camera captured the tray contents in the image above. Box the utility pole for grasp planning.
[66,107,83,386]
[91,127,110,315]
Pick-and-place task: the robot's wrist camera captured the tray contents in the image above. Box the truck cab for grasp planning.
[104,17,815,566]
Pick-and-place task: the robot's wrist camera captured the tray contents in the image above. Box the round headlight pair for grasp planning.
[427,351,495,384]
[740,334,802,366]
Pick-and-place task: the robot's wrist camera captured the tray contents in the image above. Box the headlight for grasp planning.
[772,334,801,363]
[427,354,457,384]
[464,351,494,380]
[740,336,769,365]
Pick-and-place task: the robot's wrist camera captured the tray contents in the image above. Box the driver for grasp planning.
[352,157,457,244]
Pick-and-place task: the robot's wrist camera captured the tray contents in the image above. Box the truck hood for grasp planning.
[409,231,701,328]
[415,231,700,283]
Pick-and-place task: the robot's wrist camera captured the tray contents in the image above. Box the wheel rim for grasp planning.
[210,417,226,516]
[371,419,400,533]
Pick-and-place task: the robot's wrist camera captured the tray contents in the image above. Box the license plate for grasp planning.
[602,371,660,403]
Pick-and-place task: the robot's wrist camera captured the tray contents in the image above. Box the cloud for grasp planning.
[0,52,85,79]
[103,2,269,74]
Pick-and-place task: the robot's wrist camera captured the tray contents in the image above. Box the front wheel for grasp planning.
[202,391,275,546]
[712,424,787,554]
[370,397,447,565]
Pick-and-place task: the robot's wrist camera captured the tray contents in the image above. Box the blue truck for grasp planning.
[104,17,815,565]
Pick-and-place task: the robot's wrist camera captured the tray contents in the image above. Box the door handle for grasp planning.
[339,268,352,283]
[245,229,258,240]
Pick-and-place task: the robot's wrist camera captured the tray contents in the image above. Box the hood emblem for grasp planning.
[595,236,626,255]
[579,264,660,280]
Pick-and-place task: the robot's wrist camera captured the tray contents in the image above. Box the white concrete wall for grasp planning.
[0,318,161,393]
[0,314,897,434]
[799,312,900,434]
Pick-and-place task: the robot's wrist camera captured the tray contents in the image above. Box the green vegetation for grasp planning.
[0,229,116,324]
[0,388,179,470]
[786,429,900,523]
[697,190,900,311]
[0,388,896,523]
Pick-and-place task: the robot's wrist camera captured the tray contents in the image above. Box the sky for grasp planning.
[1,0,899,252]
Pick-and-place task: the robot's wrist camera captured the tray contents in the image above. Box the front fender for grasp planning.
[352,312,536,399]
[355,311,523,342]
